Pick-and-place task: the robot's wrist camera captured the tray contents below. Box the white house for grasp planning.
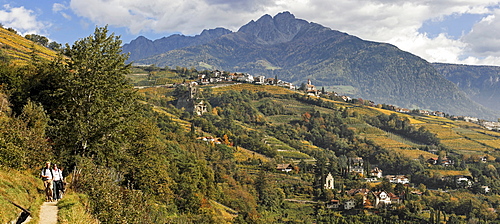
[348,157,364,175]
[373,191,391,208]
[276,164,294,172]
[370,167,383,178]
[456,176,472,187]
[327,200,340,209]
[237,74,254,83]
[385,175,410,184]
[482,186,490,194]
[344,199,356,210]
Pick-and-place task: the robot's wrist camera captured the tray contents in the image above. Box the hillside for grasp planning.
[433,63,500,112]
[4,26,500,223]
[129,66,500,222]
[124,12,500,120]
[0,27,58,63]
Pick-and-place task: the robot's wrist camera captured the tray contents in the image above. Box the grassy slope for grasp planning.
[0,168,44,223]
[0,27,58,64]
[57,192,99,224]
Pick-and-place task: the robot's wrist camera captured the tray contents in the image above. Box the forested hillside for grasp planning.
[433,63,500,111]
[3,26,500,223]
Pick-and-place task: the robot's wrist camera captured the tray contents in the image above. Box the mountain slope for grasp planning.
[122,27,232,62]
[125,12,500,120]
[433,63,500,112]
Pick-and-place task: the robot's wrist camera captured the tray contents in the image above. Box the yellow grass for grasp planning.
[368,107,424,124]
[427,169,471,177]
[0,168,44,223]
[0,27,58,64]
[212,83,295,95]
[151,106,191,131]
[363,134,412,149]
[361,133,434,159]
[475,129,500,137]
[419,124,462,140]
[477,139,500,149]
[234,146,270,163]
[299,140,324,152]
[393,148,436,159]
[209,200,238,222]
[441,139,490,152]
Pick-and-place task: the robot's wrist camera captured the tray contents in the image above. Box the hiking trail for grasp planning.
[38,201,58,224]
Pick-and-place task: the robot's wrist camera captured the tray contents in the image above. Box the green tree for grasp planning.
[46,26,137,167]
[25,34,49,47]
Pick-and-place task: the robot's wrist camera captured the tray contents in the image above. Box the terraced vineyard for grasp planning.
[0,27,57,63]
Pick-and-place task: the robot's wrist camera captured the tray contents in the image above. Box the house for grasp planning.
[255,75,266,84]
[385,175,410,184]
[482,186,490,194]
[427,157,454,166]
[372,191,391,208]
[197,136,222,144]
[277,81,296,90]
[344,199,356,210]
[482,121,500,130]
[265,78,278,85]
[326,200,340,209]
[305,79,319,95]
[236,73,254,83]
[419,110,430,115]
[347,188,370,205]
[365,177,378,182]
[276,164,294,172]
[388,192,400,204]
[348,157,364,175]
[324,173,334,189]
[480,156,488,163]
[194,100,208,116]
[396,108,411,113]
[432,111,445,117]
[370,167,383,179]
[341,96,351,102]
[463,116,479,123]
[455,175,472,188]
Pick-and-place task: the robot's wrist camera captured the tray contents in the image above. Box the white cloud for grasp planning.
[52,3,67,12]
[0,4,50,35]
[68,0,500,65]
[53,3,72,20]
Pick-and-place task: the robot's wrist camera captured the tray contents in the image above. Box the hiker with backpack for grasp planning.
[40,161,54,202]
[52,164,64,201]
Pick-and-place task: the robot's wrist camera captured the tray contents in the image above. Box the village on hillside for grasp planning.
[178,69,499,211]
[165,69,500,130]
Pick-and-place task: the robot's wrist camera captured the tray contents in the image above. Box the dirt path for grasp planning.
[38,201,58,224]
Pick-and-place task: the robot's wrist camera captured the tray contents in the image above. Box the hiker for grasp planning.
[52,164,64,201]
[40,161,53,202]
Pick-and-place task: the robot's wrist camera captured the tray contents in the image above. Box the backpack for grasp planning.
[41,168,53,181]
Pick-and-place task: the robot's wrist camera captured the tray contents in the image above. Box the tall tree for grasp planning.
[46,26,138,166]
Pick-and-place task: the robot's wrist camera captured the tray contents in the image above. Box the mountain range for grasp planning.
[122,12,500,121]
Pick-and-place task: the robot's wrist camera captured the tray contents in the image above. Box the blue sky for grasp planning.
[2,0,500,66]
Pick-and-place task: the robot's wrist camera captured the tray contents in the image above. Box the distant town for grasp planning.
[141,69,500,130]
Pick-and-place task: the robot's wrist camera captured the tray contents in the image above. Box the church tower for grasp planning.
[324,172,334,189]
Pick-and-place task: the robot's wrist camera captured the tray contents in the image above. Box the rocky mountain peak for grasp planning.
[238,11,308,44]
[198,27,232,39]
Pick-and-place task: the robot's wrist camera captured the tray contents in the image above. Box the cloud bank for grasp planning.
[0,4,50,36]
